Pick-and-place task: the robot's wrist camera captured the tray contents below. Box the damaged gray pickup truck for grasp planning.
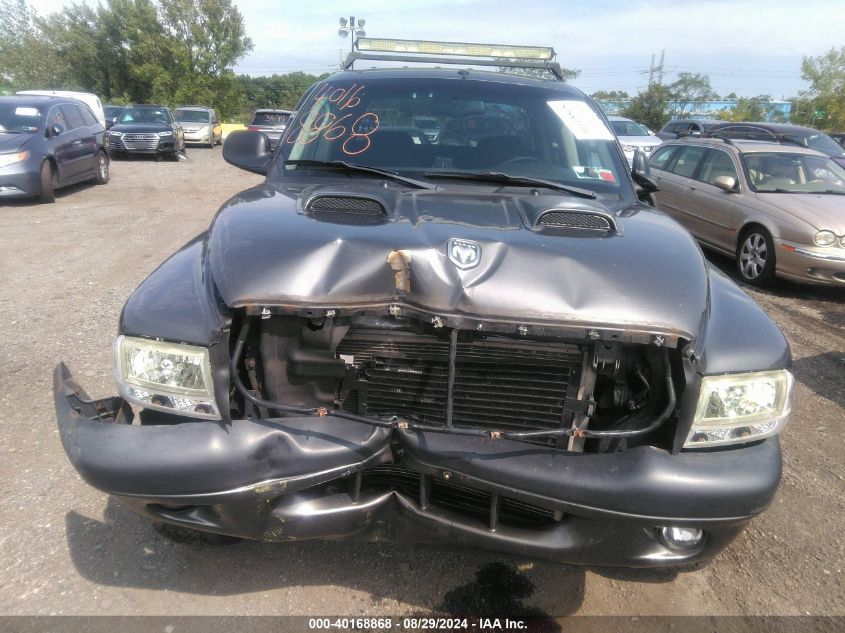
[55,40,794,568]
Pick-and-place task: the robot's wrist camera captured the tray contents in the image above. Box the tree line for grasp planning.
[2,1,843,130]
[591,48,845,133]
[0,0,254,119]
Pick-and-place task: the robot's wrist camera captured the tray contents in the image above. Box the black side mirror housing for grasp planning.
[49,124,63,137]
[631,148,659,202]
[223,130,272,175]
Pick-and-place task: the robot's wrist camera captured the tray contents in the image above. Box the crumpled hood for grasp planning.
[754,192,845,234]
[207,183,711,341]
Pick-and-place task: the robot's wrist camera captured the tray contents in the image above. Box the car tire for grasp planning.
[737,227,776,286]
[152,522,242,546]
[94,151,109,185]
[38,161,55,204]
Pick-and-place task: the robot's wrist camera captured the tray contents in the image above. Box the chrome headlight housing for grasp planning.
[158,130,173,137]
[684,369,793,448]
[110,130,123,137]
[621,144,637,153]
[114,335,220,419]
[814,230,837,247]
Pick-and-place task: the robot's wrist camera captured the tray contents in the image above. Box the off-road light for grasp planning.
[659,526,704,551]
[814,230,837,246]
[114,336,219,419]
[684,370,793,448]
[356,37,555,61]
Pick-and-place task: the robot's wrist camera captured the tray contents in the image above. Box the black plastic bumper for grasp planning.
[55,363,782,567]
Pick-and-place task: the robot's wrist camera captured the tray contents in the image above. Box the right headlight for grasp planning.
[814,230,837,247]
[114,335,220,419]
[684,369,793,448]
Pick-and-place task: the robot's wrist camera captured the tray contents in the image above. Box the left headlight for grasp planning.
[114,335,220,419]
[0,151,29,169]
[621,144,637,153]
[158,130,173,137]
[684,369,793,448]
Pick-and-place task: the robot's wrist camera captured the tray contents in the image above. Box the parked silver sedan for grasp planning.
[648,138,845,286]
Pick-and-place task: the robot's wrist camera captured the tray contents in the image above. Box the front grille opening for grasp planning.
[358,465,560,529]
[337,331,582,434]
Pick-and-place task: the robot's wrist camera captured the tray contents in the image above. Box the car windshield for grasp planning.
[104,106,123,118]
[0,103,43,133]
[176,110,211,123]
[253,112,289,125]
[119,107,172,124]
[278,77,629,198]
[611,120,651,137]
[743,151,845,193]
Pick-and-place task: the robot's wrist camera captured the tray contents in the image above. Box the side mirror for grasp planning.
[223,130,272,175]
[631,148,659,201]
[713,175,738,192]
[49,124,64,137]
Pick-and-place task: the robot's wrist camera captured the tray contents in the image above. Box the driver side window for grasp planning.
[698,149,738,186]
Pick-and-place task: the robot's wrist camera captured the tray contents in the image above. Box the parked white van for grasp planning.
[16,90,106,128]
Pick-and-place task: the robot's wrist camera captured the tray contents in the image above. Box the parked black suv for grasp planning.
[657,119,721,140]
[108,105,186,160]
[0,95,109,203]
[55,40,792,569]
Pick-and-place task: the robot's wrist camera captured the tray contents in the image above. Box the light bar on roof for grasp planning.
[356,38,555,61]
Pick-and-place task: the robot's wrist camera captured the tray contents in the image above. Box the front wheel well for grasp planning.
[736,222,774,249]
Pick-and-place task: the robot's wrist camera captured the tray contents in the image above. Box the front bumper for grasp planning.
[55,363,782,567]
[0,161,40,198]
[184,131,213,143]
[777,239,845,285]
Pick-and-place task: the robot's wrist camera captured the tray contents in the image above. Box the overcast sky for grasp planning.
[30,0,842,99]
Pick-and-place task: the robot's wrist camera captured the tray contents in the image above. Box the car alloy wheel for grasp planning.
[737,230,775,285]
[95,152,109,184]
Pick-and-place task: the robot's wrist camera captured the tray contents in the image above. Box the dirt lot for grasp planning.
[0,148,843,621]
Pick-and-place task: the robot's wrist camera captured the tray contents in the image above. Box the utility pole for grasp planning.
[648,53,656,88]
[657,49,665,85]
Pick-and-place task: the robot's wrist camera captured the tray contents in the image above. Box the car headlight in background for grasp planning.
[158,130,173,137]
[114,335,219,419]
[814,230,837,247]
[684,369,793,448]
[622,144,637,153]
[0,151,29,169]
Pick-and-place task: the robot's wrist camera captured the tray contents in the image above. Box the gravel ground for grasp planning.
[0,148,842,620]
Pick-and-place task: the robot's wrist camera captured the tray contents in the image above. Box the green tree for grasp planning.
[620,84,673,131]
[0,0,63,89]
[800,46,845,130]
[667,72,717,117]
[716,95,773,122]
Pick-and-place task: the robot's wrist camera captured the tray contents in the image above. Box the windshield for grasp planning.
[798,133,845,158]
[176,110,211,123]
[743,152,845,193]
[104,106,123,119]
[0,103,43,133]
[278,77,629,198]
[611,120,651,137]
[119,107,172,124]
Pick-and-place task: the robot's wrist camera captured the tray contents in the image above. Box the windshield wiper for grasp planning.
[424,170,596,199]
[284,159,436,190]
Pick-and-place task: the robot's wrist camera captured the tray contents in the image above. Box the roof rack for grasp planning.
[704,125,779,143]
[343,37,566,80]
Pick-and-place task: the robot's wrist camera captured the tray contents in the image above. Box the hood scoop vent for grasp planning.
[537,209,616,233]
[306,195,388,226]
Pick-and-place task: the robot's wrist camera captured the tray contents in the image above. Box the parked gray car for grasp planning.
[608,115,661,166]
[0,95,109,203]
[247,109,292,148]
[648,137,845,286]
